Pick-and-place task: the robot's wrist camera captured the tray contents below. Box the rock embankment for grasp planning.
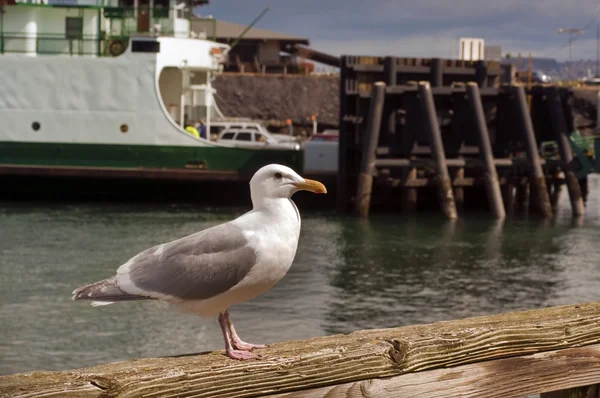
[572,88,599,135]
[213,74,339,128]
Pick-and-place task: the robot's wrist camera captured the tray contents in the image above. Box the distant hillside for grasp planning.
[502,57,600,80]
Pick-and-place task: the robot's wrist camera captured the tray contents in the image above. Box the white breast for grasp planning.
[175,199,301,317]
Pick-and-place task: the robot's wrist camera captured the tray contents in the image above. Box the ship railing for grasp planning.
[13,0,106,5]
[0,31,197,56]
[0,32,104,56]
[102,5,171,19]
[13,0,139,6]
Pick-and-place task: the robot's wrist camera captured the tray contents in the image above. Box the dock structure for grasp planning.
[2,301,600,397]
[337,56,585,218]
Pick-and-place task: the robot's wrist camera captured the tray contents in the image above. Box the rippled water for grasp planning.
[1,177,600,375]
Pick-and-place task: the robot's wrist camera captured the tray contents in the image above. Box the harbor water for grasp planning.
[1,176,600,375]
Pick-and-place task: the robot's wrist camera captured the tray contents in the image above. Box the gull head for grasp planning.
[250,164,326,204]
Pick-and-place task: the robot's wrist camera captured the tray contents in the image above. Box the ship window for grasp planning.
[32,122,40,131]
[131,40,160,53]
[221,132,235,140]
[237,132,252,141]
[65,17,83,39]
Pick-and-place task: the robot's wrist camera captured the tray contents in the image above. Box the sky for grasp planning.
[199,0,600,61]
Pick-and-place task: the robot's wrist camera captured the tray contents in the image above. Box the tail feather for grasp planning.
[91,301,116,307]
[72,276,151,304]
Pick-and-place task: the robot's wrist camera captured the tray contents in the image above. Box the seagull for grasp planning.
[72,164,326,360]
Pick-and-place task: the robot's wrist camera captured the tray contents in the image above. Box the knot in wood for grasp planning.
[386,338,409,365]
[86,375,113,391]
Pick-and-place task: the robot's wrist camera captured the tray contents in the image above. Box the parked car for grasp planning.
[216,128,301,150]
[269,132,301,143]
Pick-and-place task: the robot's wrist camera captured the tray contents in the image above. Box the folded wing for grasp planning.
[74,222,258,304]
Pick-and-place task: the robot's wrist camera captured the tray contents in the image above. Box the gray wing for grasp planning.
[118,222,257,301]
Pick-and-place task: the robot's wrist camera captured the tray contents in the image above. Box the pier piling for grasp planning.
[384,56,397,140]
[452,167,465,213]
[400,167,418,213]
[547,86,585,216]
[338,56,583,218]
[430,58,443,87]
[516,181,531,214]
[466,82,505,219]
[511,84,553,218]
[400,80,418,213]
[550,171,564,212]
[418,81,457,219]
[502,182,516,217]
[475,61,488,87]
[355,82,386,216]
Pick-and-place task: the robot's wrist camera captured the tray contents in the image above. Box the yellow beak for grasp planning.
[293,178,327,194]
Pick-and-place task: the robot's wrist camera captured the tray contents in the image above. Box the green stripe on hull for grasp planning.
[0,142,303,174]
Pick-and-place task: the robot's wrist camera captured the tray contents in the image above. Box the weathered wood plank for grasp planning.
[2,301,600,398]
[269,344,600,398]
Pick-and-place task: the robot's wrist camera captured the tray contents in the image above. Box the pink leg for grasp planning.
[225,310,267,351]
[217,313,257,360]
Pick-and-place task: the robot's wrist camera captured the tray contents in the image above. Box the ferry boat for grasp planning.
[0,0,304,199]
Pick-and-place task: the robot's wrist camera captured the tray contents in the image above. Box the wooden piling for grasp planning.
[400,80,418,213]
[580,176,589,204]
[516,181,531,214]
[550,170,563,212]
[452,168,465,213]
[430,58,443,87]
[400,167,418,213]
[355,81,386,217]
[547,86,585,216]
[337,56,350,213]
[418,81,457,219]
[384,56,397,137]
[475,61,488,88]
[511,84,553,218]
[466,82,505,219]
[502,180,516,217]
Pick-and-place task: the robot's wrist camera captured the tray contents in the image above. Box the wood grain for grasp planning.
[2,301,600,398]
[269,344,600,398]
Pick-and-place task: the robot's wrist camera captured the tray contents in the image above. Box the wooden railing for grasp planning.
[1,301,600,397]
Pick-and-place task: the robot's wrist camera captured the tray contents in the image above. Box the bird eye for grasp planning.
[274,172,283,179]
